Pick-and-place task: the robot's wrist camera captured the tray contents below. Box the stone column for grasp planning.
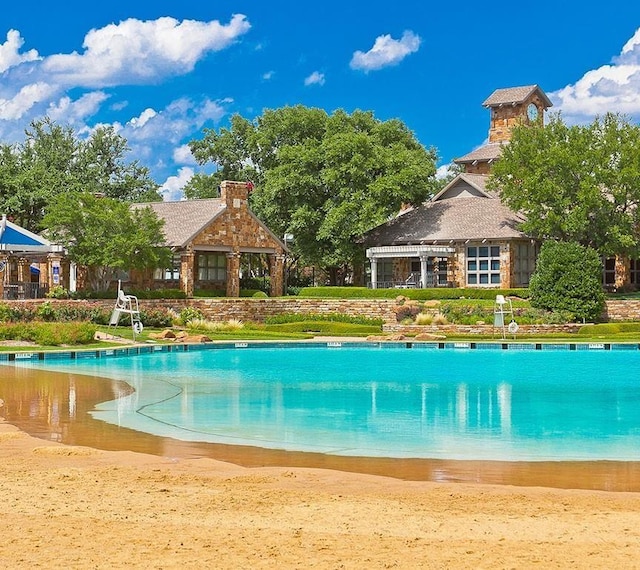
[180,249,195,298]
[369,257,378,289]
[269,253,285,297]
[17,258,31,299]
[419,254,429,289]
[17,257,30,283]
[226,252,241,297]
[615,255,630,291]
[500,245,512,289]
[0,254,8,299]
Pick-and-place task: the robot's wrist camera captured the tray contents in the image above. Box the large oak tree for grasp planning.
[188,106,439,284]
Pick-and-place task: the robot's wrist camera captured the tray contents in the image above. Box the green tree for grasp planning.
[76,125,161,202]
[529,241,605,322]
[43,192,170,292]
[0,118,161,232]
[188,106,439,284]
[489,113,640,257]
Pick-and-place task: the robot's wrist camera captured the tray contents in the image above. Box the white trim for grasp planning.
[366,245,454,259]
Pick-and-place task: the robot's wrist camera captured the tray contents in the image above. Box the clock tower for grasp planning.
[454,85,552,174]
[483,85,552,143]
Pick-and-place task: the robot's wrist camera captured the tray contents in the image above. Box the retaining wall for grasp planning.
[3,298,639,329]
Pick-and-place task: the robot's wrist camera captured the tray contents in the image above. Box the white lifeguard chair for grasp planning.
[108,281,143,340]
[494,295,518,339]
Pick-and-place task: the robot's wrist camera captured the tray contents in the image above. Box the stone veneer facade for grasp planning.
[158,181,286,298]
[487,92,546,143]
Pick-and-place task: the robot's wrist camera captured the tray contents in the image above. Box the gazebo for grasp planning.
[0,215,66,299]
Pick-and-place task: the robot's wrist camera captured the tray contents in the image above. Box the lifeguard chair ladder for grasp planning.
[494,295,518,339]
[108,281,143,340]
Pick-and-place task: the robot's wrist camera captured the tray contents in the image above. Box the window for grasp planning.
[154,255,180,281]
[513,242,538,287]
[467,245,501,286]
[631,259,640,286]
[198,253,227,282]
[602,257,616,286]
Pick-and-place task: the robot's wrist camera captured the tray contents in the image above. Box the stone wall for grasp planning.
[603,300,640,322]
[3,297,639,327]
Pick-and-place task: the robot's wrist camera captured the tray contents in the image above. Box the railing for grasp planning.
[3,282,49,300]
[367,272,452,289]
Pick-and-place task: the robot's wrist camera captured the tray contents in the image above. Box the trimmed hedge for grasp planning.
[77,288,187,300]
[264,321,382,335]
[577,323,640,336]
[0,322,97,345]
[264,312,384,326]
[297,287,530,300]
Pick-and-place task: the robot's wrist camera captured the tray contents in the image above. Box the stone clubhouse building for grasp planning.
[363,85,640,291]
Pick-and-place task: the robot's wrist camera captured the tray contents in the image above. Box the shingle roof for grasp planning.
[483,85,553,108]
[454,143,504,164]
[132,198,226,248]
[363,194,527,246]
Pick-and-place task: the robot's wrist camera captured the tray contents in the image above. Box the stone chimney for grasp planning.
[219,180,251,209]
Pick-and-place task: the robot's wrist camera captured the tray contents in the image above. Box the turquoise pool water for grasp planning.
[11,344,640,461]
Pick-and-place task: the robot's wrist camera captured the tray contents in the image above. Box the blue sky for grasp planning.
[2,1,640,200]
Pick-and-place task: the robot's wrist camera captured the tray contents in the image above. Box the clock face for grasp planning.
[527,103,539,121]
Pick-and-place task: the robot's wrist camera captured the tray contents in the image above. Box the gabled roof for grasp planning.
[483,85,553,109]
[132,198,227,248]
[454,143,504,165]
[431,173,496,201]
[133,197,288,252]
[363,175,528,246]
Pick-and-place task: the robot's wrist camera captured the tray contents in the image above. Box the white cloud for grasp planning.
[436,164,453,180]
[0,15,248,126]
[41,15,251,88]
[46,91,109,124]
[127,108,157,129]
[350,30,421,72]
[0,30,39,73]
[0,82,56,120]
[550,26,640,122]
[262,70,274,80]
[304,71,325,86]
[173,144,197,165]
[159,166,194,201]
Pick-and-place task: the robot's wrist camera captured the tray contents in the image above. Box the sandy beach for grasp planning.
[2,419,640,569]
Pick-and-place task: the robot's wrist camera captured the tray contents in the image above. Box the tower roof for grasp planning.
[483,85,553,109]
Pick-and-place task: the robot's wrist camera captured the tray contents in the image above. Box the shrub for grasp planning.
[187,318,245,332]
[252,290,269,298]
[36,301,56,321]
[414,312,433,325]
[529,241,605,322]
[46,286,70,299]
[139,309,173,328]
[178,306,204,325]
[0,322,97,345]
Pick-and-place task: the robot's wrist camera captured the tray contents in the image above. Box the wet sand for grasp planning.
[3,365,640,567]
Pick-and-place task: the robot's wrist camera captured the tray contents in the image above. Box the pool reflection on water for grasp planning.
[3,347,640,492]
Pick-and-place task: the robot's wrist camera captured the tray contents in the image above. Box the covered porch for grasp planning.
[0,215,67,300]
[366,245,455,289]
